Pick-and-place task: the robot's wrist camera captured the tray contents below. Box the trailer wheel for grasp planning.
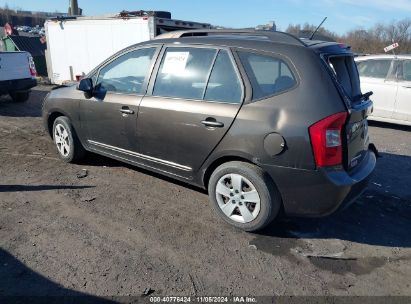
[10,91,30,102]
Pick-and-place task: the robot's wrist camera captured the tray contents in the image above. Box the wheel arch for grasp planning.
[47,111,87,162]
[47,111,66,138]
[202,154,256,189]
[204,154,285,231]
[202,153,284,209]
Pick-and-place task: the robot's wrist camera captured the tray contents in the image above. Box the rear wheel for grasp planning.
[52,116,86,163]
[10,91,30,102]
[208,161,281,232]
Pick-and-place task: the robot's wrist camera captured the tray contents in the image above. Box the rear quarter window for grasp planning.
[237,51,297,100]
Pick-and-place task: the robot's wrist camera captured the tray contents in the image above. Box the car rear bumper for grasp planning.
[261,149,376,217]
[0,78,37,94]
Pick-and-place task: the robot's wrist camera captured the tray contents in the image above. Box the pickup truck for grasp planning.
[0,52,37,102]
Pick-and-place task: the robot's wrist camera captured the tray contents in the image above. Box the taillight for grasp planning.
[309,112,347,167]
[28,56,37,77]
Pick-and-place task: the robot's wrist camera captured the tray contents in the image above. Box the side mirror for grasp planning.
[77,78,93,99]
[92,83,107,100]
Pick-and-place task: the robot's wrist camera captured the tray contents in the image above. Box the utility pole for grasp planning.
[69,0,79,16]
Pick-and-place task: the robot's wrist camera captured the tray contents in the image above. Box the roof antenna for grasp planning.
[309,17,327,40]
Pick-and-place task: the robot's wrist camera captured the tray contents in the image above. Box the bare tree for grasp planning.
[286,23,339,41]
[287,19,411,54]
[342,19,411,54]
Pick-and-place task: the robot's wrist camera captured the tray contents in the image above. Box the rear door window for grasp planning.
[356,59,392,79]
[153,47,217,100]
[237,52,297,100]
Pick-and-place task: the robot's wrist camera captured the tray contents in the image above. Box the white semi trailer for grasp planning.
[45,11,211,84]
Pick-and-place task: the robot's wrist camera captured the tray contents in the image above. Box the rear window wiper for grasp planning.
[362,91,374,100]
[354,91,373,102]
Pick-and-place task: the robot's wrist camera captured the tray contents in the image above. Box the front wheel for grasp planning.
[208,161,281,232]
[52,116,86,163]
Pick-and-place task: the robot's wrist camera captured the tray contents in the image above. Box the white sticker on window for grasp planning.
[161,52,190,74]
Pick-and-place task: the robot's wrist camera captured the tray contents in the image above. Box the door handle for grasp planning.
[201,119,224,128]
[120,108,135,115]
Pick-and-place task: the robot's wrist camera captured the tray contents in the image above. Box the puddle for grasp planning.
[250,215,411,276]
[249,220,310,262]
[249,235,303,258]
[250,234,390,276]
[308,256,387,275]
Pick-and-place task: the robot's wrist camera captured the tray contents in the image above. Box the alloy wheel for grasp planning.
[215,173,261,223]
[54,123,70,157]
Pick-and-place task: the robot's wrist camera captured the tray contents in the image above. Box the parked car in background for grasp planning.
[355,55,411,126]
[0,51,37,102]
[42,30,376,232]
[29,28,41,36]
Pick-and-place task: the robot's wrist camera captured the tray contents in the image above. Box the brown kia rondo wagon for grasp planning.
[43,30,376,231]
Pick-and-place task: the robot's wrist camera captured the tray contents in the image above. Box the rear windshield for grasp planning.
[327,56,362,103]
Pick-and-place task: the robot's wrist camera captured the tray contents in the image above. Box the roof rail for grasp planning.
[48,16,77,21]
[154,29,307,47]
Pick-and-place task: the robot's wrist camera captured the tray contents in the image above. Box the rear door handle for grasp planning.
[120,108,134,115]
[201,119,224,128]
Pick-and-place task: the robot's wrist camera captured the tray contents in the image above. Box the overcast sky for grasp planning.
[1,0,410,34]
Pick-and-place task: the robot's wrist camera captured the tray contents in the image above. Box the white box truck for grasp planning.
[45,11,211,84]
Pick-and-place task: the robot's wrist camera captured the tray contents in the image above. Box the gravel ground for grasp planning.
[0,86,410,300]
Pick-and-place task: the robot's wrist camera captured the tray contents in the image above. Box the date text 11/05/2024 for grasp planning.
[149,296,257,303]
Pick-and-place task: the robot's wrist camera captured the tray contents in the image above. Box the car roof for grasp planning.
[355,54,411,61]
[152,29,340,50]
[149,36,302,51]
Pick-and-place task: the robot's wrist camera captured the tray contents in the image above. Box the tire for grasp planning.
[208,161,281,232]
[52,116,86,163]
[10,91,30,102]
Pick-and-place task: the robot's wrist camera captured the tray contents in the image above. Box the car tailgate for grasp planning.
[321,50,374,171]
[345,99,372,170]
[0,52,32,81]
